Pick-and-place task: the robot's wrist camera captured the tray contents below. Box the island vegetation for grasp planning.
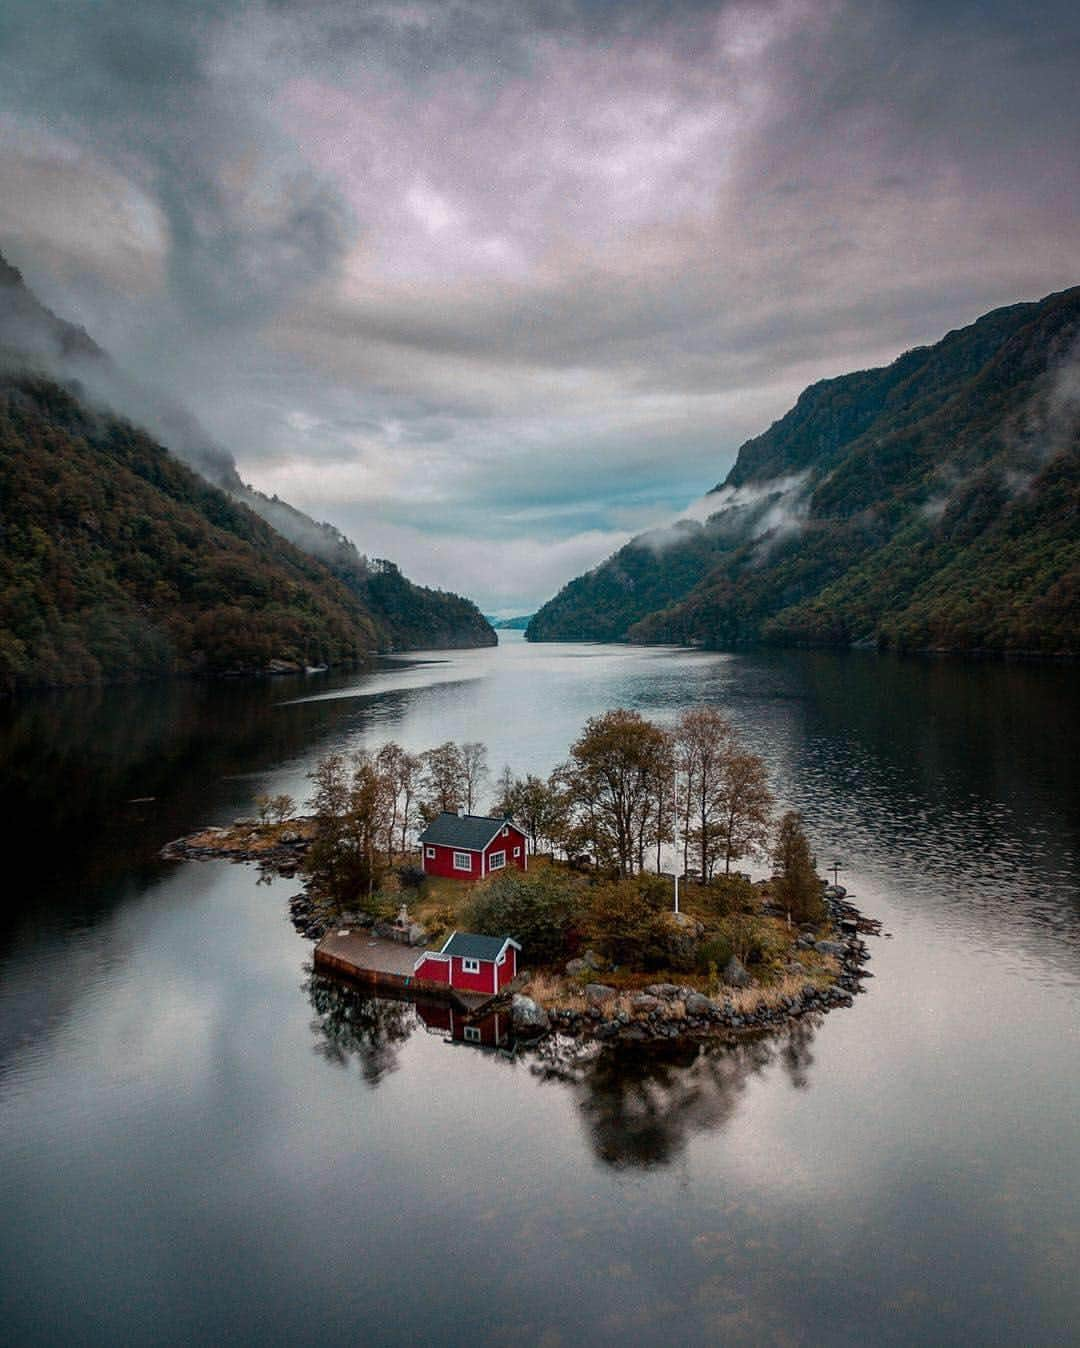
[168,708,871,1039]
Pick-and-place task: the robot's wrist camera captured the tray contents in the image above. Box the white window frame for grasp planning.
[453,851,472,871]
[489,850,506,870]
[463,1025,482,1043]
[501,825,509,836]
[462,957,480,974]
[513,846,521,857]
[425,845,436,858]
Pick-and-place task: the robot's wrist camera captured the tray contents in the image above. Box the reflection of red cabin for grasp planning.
[415,1002,510,1048]
[413,932,521,996]
[418,812,528,881]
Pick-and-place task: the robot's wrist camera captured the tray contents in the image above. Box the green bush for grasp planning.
[697,935,734,973]
[462,869,580,966]
[698,873,756,918]
[585,878,672,970]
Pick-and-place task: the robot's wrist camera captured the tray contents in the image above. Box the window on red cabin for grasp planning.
[462,957,480,974]
[425,846,436,858]
[513,846,521,857]
[453,851,471,870]
[489,850,506,870]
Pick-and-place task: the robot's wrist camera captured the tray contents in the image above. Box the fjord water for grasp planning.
[1,635,1077,1346]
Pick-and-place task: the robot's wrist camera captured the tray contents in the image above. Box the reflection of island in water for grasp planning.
[306,975,819,1168]
[306,974,414,1084]
[529,1022,817,1169]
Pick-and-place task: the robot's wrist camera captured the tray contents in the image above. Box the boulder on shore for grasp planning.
[585,983,617,1006]
[722,956,751,988]
[511,995,550,1034]
[684,992,715,1017]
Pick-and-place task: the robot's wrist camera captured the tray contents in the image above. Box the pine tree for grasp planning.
[772,810,824,924]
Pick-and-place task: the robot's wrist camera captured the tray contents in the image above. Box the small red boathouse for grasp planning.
[413,932,521,996]
[418,812,528,880]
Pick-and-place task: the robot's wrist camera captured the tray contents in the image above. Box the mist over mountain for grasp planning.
[0,254,243,490]
[527,288,1080,655]
[0,258,493,691]
[227,487,495,650]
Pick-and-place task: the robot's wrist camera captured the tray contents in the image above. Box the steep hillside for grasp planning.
[528,288,1080,655]
[0,256,494,689]
[0,371,380,692]
[232,490,494,650]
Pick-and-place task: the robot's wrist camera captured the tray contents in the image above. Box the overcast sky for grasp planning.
[2,1,1078,613]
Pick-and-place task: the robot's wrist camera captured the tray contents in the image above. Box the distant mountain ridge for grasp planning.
[231,488,494,651]
[528,288,1080,655]
[0,256,493,691]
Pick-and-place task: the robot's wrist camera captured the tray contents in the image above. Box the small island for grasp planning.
[163,708,877,1046]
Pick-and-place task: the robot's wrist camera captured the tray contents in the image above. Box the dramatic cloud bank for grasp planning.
[2,0,1078,612]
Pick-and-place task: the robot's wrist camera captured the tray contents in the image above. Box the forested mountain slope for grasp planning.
[0,257,493,690]
[528,288,1080,655]
[0,372,379,691]
[231,489,494,650]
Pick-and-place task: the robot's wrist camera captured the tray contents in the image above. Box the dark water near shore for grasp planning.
[1,635,1077,1346]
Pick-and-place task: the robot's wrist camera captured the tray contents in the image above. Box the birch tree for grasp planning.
[565,709,671,877]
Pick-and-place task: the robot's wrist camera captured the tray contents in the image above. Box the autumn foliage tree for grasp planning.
[674,706,733,880]
[304,750,394,903]
[459,741,489,813]
[715,750,774,877]
[563,709,672,876]
[673,706,773,881]
[420,741,465,818]
[492,769,568,855]
[375,741,422,860]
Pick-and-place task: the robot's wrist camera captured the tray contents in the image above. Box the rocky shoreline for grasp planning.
[160,818,316,877]
[162,822,878,1046]
[508,890,877,1045]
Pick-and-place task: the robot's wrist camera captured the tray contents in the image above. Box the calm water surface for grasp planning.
[1,635,1077,1346]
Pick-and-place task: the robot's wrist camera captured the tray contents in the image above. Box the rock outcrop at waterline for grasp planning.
[162,820,879,1045]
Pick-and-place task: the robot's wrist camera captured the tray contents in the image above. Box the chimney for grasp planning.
[457,806,466,818]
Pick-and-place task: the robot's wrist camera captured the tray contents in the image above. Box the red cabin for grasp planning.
[413,932,522,996]
[418,812,528,881]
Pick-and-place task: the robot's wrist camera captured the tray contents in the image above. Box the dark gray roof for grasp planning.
[440,932,520,961]
[417,812,517,851]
